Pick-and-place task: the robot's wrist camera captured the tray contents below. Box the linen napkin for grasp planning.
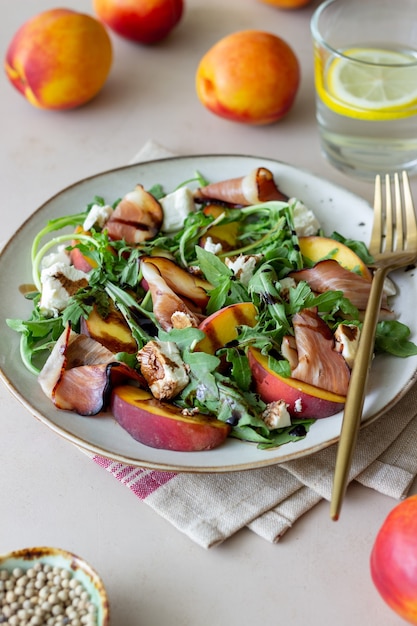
[89,140,417,548]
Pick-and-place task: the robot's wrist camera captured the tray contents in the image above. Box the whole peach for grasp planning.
[371,495,417,624]
[93,0,184,44]
[258,0,314,9]
[4,9,112,110]
[195,30,300,125]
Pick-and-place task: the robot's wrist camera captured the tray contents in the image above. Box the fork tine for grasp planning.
[393,173,404,251]
[402,171,417,252]
[371,174,383,254]
[384,173,394,252]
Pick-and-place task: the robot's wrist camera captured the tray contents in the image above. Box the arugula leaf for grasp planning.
[7,306,65,375]
[256,419,316,449]
[195,246,232,285]
[329,231,375,266]
[222,347,252,391]
[375,320,417,357]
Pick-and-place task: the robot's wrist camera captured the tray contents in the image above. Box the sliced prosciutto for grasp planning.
[193,167,288,205]
[106,184,163,244]
[141,256,211,310]
[38,325,144,415]
[141,260,200,331]
[288,308,351,396]
[289,259,393,317]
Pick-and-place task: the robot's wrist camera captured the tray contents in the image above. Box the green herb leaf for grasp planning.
[375,320,417,357]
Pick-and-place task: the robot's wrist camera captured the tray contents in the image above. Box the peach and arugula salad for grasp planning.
[8,167,417,452]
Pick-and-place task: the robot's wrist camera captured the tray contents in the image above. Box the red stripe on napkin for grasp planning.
[93,455,176,499]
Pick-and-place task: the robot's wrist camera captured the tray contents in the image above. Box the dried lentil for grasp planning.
[0,562,97,625]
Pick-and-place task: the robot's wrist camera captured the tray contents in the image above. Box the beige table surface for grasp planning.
[1,1,417,624]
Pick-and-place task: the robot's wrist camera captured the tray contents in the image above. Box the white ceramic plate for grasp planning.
[1,155,416,472]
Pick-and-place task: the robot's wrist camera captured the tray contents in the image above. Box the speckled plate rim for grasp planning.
[0,154,416,472]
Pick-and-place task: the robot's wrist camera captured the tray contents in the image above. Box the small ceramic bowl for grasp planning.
[0,546,110,625]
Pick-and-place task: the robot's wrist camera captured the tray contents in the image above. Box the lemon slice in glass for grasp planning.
[316,47,417,121]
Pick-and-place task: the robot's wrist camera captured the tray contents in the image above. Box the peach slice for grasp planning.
[80,303,137,354]
[298,236,372,279]
[248,347,345,418]
[196,302,258,354]
[200,204,239,251]
[70,227,98,273]
[111,385,230,451]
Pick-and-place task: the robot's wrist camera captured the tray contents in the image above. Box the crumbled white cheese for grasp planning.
[290,198,321,237]
[160,187,196,233]
[334,323,361,368]
[137,340,189,400]
[39,263,89,317]
[41,245,71,269]
[262,400,292,430]
[278,276,297,299]
[294,398,303,413]
[225,255,260,286]
[383,276,397,297]
[83,203,113,232]
[203,237,223,255]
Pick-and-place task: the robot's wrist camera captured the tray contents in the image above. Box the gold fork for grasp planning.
[330,172,417,521]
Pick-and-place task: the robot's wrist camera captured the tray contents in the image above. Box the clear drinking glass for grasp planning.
[311,0,417,179]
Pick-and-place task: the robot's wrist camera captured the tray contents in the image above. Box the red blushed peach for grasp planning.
[93,0,184,44]
[196,302,258,355]
[196,30,300,125]
[371,495,417,624]
[258,0,313,8]
[248,347,345,418]
[299,236,372,279]
[111,385,231,451]
[4,9,112,110]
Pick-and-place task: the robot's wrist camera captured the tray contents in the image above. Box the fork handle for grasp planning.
[330,266,389,520]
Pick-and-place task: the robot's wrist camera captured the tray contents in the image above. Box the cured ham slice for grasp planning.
[193,167,288,206]
[142,256,211,310]
[289,308,351,396]
[141,261,200,331]
[290,259,393,316]
[106,184,163,244]
[38,325,144,415]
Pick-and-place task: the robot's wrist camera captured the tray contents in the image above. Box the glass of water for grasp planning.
[311,0,417,179]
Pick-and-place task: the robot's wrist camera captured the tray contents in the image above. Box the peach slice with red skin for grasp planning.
[196,302,258,354]
[111,385,230,451]
[69,226,98,272]
[81,303,137,354]
[298,236,372,279]
[248,347,345,419]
